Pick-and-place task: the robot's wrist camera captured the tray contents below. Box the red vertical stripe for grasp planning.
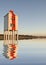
[12,13,15,30]
[10,10,15,30]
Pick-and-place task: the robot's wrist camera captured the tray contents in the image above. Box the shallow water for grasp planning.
[0,40,46,65]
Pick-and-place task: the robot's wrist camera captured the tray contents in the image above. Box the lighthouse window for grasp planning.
[10,24,15,27]
[10,24,12,27]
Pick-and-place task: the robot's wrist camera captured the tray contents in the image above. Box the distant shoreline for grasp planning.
[0,34,46,40]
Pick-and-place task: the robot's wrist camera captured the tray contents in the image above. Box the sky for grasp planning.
[0,0,46,35]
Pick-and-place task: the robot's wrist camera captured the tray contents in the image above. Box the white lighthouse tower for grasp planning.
[4,10,18,44]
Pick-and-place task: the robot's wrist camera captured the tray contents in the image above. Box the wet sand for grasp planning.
[0,34,46,40]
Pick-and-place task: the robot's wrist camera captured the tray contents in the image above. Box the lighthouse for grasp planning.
[3,10,18,60]
[4,10,18,44]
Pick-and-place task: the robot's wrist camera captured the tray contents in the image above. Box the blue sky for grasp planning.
[0,0,46,35]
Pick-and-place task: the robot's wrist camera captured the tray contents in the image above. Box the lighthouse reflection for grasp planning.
[3,40,18,60]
